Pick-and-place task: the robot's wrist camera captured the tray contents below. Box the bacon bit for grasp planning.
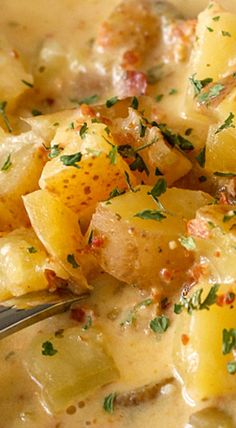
[90,235,104,249]
[181,334,190,346]
[187,218,210,239]
[120,70,147,97]
[70,306,86,322]
[217,291,235,307]
[159,268,175,284]
[219,191,230,205]
[214,250,221,257]
[80,104,96,117]
[96,22,113,48]
[122,50,141,69]
[44,269,68,291]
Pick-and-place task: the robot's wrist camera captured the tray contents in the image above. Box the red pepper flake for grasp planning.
[214,250,221,257]
[187,218,210,239]
[80,104,96,117]
[70,306,86,322]
[181,334,190,346]
[90,236,104,249]
[217,291,235,307]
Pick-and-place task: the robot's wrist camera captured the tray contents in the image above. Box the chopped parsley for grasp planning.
[108,144,118,165]
[222,328,236,355]
[27,246,37,254]
[213,16,220,21]
[0,101,12,133]
[108,187,125,199]
[227,361,236,374]
[156,94,164,102]
[185,128,193,136]
[148,178,167,200]
[48,144,63,159]
[1,154,12,172]
[79,122,88,139]
[150,315,170,333]
[70,94,99,105]
[124,171,137,193]
[169,88,178,95]
[215,112,235,134]
[82,315,92,331]
[103,393,116,413]
[214,171,236,177]
[31,109,42,116]
[155,123,194,151]
[196,146,206,167]
[155,166,164,176]
[106,96,118,108]
[223,210,236,223]
[88,230,93,245]
[222,30,231,37]
[206,26,214,32]
[179,236,196,251]
[134,209,166,221]
[67,254,79,269]
[174,284,219,315]
[198,83,224,104]
[131,96,139,110]
[139,120,147,138]
[60,152,82,168]
[189,74,213,96]
[21,79,34,88]
[42,341,58,356]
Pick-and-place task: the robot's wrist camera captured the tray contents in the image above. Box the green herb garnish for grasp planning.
[156,94,164,102]
[196,146,206,167]
[198,83,224,104]
[27,246,37,254]
[1,154,12,171]
[82,315,92,331]
[134,209,166,221]
[106,96,118,108]
[21,79,34,88]
[70,94,99,105]
[222,30,231,37]
[150,315,169,333]
[0,101,12,133]
[214,171,236,177]
[108,145,118,165]
[67,254,79,269]
[179,236,196,251]
[120,298,153,326]
[31,109,42,116]
[103,393,116,413]
[80,122,88,139]
[215,112,235,134]
[60,152,82,168]
[189,74,213,96]
[174,284,219,315]
[48,144,62,159]
[223,210,236,223]
[131,96,139,110]
[42,341,58,356]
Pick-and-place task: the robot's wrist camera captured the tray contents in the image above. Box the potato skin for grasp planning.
[90,186,212,290]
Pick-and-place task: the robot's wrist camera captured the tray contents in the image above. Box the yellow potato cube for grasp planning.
[90,185,212,289]
[39,122,136,228]
[0,228,48,300]
[23,189,96,289]
[174,282,236,401]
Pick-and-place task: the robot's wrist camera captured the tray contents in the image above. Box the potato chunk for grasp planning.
[112,108,192,185]
[39,122,136,228]
[25,327,119,412]
[90,186,212,289]
[0,228,48,300]
[187,204,236,284]
[174,282,236,401]
[23,190,96,289]
[0,130,46,231]
[205,125,236,174]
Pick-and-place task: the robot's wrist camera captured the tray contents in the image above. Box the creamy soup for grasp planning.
[0,1,236,428]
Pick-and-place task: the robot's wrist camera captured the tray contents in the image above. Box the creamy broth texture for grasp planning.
[1,1,236,428]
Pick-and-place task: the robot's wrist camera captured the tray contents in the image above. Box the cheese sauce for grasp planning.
[0,1,236,428]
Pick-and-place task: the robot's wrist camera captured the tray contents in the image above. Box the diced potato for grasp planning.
[0,228,48,300]
[23,190,96,289]
[25,327,119,412]
[174,282,236,401]
[39,122,136,229]
[112,108,192,185]
[187,204,236,284]
[0,130,47,231]
[89,186,212,289]
[0,36,33,109]
[205,125,236,174]
[215,87,236,121]
[184,2,236,116]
